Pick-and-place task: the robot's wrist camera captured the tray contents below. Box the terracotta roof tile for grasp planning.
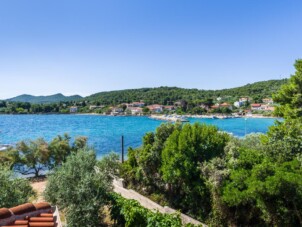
[0,208,12,219]
[33,203,51,211]
[10,203,36,215]
[0,203,61,227]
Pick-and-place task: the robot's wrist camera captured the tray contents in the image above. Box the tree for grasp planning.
[44,149,117,227]
[142,107,150,115]
[161,123,229,219]
[8,138,51,177]
[4,134,87,177]
[273,59,302,119]
[0,164,36,207]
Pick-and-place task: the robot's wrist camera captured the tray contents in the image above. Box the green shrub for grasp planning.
[44,149,115,227]
[109,193,184,227]
[0,164,36,207]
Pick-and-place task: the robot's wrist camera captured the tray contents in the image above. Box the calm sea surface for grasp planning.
[0,115,278,158]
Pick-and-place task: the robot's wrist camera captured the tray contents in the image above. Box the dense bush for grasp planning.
[44,149,118,227]
[109,193,185,227]
[0,164,36,207]
[122,122,230,221]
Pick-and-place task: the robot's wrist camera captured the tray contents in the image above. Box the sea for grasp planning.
[0,114,279,158]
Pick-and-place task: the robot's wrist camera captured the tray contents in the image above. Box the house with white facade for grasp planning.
[70,106,78,113]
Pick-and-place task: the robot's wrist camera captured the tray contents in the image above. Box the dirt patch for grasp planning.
[31,179,47,203]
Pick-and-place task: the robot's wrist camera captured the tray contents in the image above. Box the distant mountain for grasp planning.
[6,93,83,104]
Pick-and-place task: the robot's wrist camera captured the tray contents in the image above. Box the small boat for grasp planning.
[177,117,189,122]
[0,144,11,151]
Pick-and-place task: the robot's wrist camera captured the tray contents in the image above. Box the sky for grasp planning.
[0,0,301,99]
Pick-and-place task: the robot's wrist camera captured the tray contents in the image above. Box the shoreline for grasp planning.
[0,112,279,119]
[150,114,279,122]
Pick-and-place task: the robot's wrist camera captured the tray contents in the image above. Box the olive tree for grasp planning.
[44,149,119,227]
[4,134,87,177]
[0,164,36,207]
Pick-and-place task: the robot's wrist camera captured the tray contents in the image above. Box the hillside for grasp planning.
[6,93,82,104]
[85,79,288,105]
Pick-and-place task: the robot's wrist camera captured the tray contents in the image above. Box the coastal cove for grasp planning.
[0,114,278,158]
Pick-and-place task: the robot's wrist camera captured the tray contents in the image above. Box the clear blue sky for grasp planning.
[0,0,301,99]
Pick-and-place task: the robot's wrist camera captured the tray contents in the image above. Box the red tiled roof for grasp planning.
[0,202,60,227]
[251,104,261,107]
[0,209,11,220]
[10,204,36,215]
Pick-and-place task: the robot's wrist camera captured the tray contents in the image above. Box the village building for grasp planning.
[262,98,274,104]
[163,105,175,111]
[239,97,250,102]
[251,103,262,110]
[127,107,143,115]
[89,105,104,110]
[111,107,124,115]
[234,101,241,108]
[69,106,78,113]
[147,104,163,113]
[220,102,233,110]
[126,101,145,108]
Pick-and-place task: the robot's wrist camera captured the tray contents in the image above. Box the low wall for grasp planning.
[113,178,206,226]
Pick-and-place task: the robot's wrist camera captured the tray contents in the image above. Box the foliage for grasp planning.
[122,122,229,221]
[109,193,185,227]
[221,148,302,226]
[86,80,286,106]
[44,149,117,227]
[2,134,87,177]
[0,79,286,114]
[96,152,121,183]
[161,123,229,219]
[273,59,302,119]
[0,164,36,207]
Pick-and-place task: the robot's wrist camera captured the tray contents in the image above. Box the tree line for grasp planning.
[0,79,287,115]
[85,79,287,105]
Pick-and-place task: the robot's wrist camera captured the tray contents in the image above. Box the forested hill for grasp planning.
[6,93,82,104]
[85,79,288,105]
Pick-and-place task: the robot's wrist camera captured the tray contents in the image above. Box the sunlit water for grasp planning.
[0,115,278,158]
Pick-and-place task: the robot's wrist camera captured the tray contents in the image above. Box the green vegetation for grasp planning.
[119,59,302,226]
[44,149,117,227]
[0,164,36,207]
[86,79,286,105]
[2,134,87,177]
[0,101,77,114]
[44,148,188,227]
[6,93,82,104]
[122,123,230,221]
[273,60,302,119]
[0,79,286,114]
[1,61,301,226]
[109,193,185,227]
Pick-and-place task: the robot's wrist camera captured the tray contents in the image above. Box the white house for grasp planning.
[127,107,143,115]
[234,101,241,108]
[262,98,274,104]
[70,106,78,113]
[239,97,250,103]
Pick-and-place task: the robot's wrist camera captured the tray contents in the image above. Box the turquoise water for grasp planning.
[0,115,278,158]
